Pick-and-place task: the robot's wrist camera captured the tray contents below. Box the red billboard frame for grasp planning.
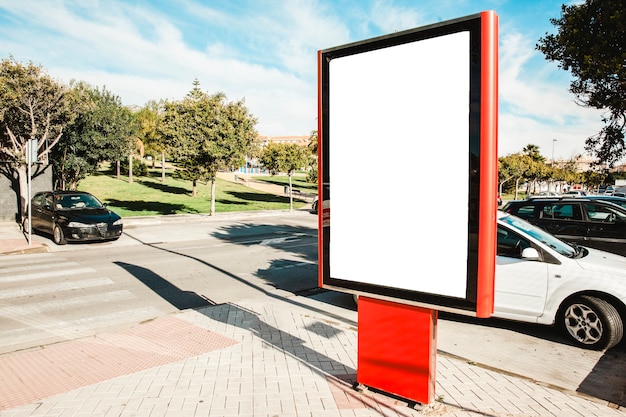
[317,11,498,318]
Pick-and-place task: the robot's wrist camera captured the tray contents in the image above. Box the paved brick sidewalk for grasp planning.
[1,294,624,417]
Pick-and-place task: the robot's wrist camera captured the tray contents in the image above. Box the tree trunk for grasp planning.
[288,173,294,212]
[210,178,216,216]
[116,160,121,180]
[192,179,197,197]
[128,155,133,184]
[515,177,522,200]
[161,151,165,183]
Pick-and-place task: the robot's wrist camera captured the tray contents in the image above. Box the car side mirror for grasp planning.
[521,247,540,260]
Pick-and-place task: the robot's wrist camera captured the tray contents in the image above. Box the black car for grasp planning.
[502,198,626,256]
[25,191,123,245]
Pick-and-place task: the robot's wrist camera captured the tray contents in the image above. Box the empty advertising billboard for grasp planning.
[317,11,498,317]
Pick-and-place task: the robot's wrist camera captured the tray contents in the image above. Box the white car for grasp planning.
[562,190,587,197]
[495,211,626,350]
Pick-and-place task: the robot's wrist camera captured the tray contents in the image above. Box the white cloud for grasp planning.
[0,0,612,156]
[0,0,321,135]
[369,0,427,33]
[498,31,605,159]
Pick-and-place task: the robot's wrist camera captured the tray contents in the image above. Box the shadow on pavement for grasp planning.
[578,344,626,407]
[438,312,565,344]
[440,311,626,407]
[114,261,214,310]
[106,199,192,215]
[122,228,356,329]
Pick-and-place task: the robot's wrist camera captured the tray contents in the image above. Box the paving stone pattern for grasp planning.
[1,297,624,417]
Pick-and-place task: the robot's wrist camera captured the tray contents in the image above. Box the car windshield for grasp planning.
[499,213,579,258]
[55,194,103,210]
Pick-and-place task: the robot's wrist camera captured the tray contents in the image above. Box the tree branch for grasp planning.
[40,130,63,157]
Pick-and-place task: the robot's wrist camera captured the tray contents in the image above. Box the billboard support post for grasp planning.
[357,297,437,405]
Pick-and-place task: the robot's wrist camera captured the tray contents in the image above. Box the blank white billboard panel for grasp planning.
[328,32,469,297]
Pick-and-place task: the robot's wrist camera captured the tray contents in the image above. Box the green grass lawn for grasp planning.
[78,169,310,217]
[502,193,527,201]
[250,174,317,192]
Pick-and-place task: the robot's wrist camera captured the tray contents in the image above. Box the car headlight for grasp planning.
[67,221,90,228]
[113,219,123,226]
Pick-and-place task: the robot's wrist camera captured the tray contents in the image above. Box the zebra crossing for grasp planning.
[0,253,164,355]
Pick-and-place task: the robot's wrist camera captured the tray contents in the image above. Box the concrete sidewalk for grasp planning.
[0,290,624,417]
[0,221,48,255]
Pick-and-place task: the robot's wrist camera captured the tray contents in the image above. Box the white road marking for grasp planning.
[0,278,114,300]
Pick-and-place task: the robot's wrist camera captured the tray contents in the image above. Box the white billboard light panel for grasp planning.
[328,32,470,297]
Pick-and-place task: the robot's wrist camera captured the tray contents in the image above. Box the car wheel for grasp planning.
[22,217,29,232]
[53,224,67,245]
[560,295,623,350]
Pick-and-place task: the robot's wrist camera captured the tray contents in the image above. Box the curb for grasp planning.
[0,239,49,255]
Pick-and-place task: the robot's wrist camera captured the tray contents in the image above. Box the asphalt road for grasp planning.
[1,209,625,407]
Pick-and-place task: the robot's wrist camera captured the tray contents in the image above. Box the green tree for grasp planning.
[537,0,626,166]
[306,130,318,184]
[160,80,257,215]
[498,153,535,199]
[161,88,221,198]
[519,144,549,194]
[0,56,74,220]
[51,82,136,190]
[260,142,310,211]
[522,144,545,162]
[583,169,607,191]
[135,100,167,182]
[552,158,584,192]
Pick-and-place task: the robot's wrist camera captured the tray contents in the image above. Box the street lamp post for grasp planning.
[551,139,557,193]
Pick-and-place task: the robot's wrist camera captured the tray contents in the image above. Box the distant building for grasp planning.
[549,154,606,172]
[545,152,626,173]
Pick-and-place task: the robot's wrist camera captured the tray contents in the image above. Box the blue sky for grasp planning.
[0,0,605,160]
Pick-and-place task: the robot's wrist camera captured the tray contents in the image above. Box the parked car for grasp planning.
[311,196,318,213]
[502,198,626,256]
[494,211,626,350]
[563,190,587,197]
[527,191,561,199]
[353,211,626,350]
[24,191,123,245]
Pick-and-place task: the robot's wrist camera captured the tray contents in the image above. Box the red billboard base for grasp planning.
[357,296,437,405]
